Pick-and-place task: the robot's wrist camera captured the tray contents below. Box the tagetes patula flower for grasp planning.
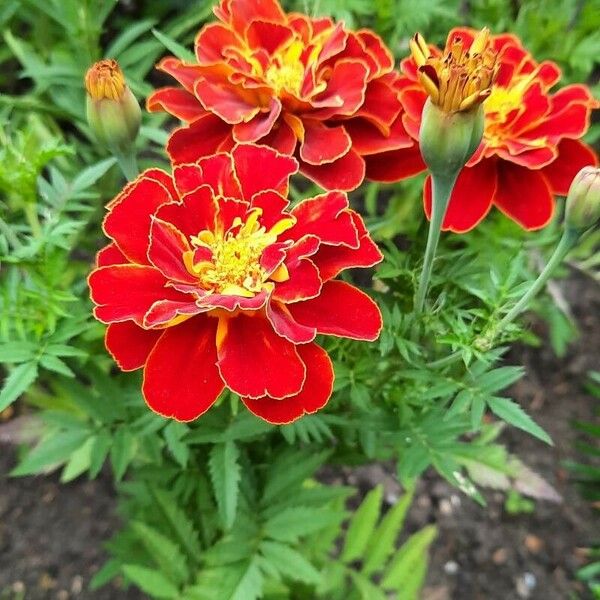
[397,28,599,232]
[88,144,383,424]
[146,0,422,192]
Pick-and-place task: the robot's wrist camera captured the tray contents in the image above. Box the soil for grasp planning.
[0,274,598,600]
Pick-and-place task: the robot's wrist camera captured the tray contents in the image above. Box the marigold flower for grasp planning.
[146,0,422,191]
[88,144,383,424]
[397,28,599,233]
[85,59,141,151]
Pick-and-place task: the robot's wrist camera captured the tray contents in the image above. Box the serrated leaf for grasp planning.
[381,525,437,589]
[164,421,190,467]
[350,571,387,600]
[187,560,262,600]
[0,361,38,411]
[61,436,94,482]
[71,157,117,191]
[260,541,321,585]
[150,488,203,563]
[131,521,189,585]
[262,450,330,504]
[209,441,240,530]
[362,488,414,575]
[487,398,552,444]
[122,565,179,599]
[40,353,74,377]
[0,341,36,362]
[11,428,89,476]
[263,506,344,543]
[89,430,112,479]
[110,428,137,480]
[341,485,383,563]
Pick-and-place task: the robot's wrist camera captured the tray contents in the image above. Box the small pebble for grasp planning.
[71,575,83,594]
[524,534,544,554]
[444,560,459,575]
[439,498,453,515]
[516,572,537,598]
[492,547,508,564]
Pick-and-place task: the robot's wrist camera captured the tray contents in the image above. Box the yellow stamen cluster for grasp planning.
[187,209,293,297]
[410,28,498,113]
[85,59,126,102]
[264,40,305,97]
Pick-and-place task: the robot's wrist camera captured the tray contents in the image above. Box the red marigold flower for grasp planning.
[88,144,383,424]
[397,28,599,233]
[146,0,423,191]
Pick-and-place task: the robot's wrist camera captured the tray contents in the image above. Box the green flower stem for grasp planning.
[497,227,581,330]
[115,149,139,181]
[414,172,458,316]
[24,202,42,238]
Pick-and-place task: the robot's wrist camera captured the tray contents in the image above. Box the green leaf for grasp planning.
[187,560,262,600]
[0,341,36,363]
[262,450,330,504]
[122,565,179,599]
[89,430,112,479]
[340,485,383,563]
[209,441,241,530]
[0,361,38,411]
[263,507,344,543]
[350,571,387,600]
[152,29,195,62]
[131,521,189,585]
[487,398,552,444]
[71,157,117,191]
[362,488,414,575]
[260,541,321,585]
[11,428,89,476]
[381,525,437,589]
[61,436,94,482]
[39,354,74,377]
[150,488,203,563]
[110,428,138,480]
[164,421,190,467]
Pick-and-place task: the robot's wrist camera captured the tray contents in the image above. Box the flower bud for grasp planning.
[565,166,600,232]
[411,28,497,177]
[85,60,141,152]
[419,98,484,177]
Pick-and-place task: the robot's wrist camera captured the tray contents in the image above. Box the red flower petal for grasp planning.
[156,57,204,93]
[216,197,250,232]
[233,98,282,143]
[344,116,413,156]
[242,342,333,424]
[312,210,383,281]
[257,117,298,155]
[173,164,204,196]
[231,144,298,198]
[143,299,202,328]
[167,115,233,164]
[423,161,497,233]
[273,238,322,303]
[300,148,366,192]
[288,280,382,341]
[250,190,290,229]
[194,78,260,124]
[364,145,426,183]
[89,265,186,325]
[221,0,286,35]
[148,218,195,283]
[105,322,162,372]
[246,20,294,54]
[96,243,127,267]
[197,153,243,199]
[311,60,368,119]
[195,22,241,63]
[217,313,306,399]
[103,173,175,265]
[540,139,599,196]
[299,121,351,165]
[155,185,218,242]
[142,317,224,421]
[356,80,402,130]
[493,162,555,230]
[266,301,316,344]
[146,88,205,122]
[288,191,358,248]
[357,30,394,73]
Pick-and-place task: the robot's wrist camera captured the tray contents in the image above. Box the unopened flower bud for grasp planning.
[85,60,141,152]
[565,166,600,233]
[411,28,498,177]
[419,99,485,177]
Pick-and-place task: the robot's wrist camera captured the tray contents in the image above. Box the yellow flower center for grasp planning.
[187,209,293,297]
[85,59,126,102]
[411,28,498,113]
[264,40,305,97]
